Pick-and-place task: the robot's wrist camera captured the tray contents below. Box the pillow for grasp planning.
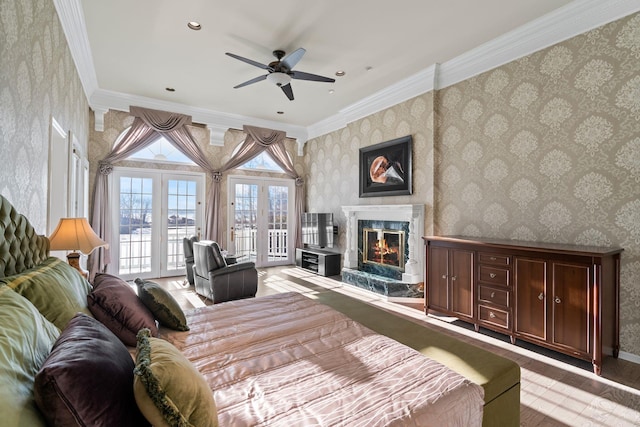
[0,257,93,329]
[0,285,60,427]
[34,313,149,427]
[87,273,157,346]
[135,278,189,331]
[134,329,218,427]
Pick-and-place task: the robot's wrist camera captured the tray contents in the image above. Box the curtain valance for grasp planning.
[130,106,192,132]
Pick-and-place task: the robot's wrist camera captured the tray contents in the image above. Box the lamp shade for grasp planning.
[49,218,108,254]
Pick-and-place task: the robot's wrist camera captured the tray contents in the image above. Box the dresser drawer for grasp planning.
[478,252,510,266]
[479,305,510,329]
[478,285,509,307]
[479,265,510,287]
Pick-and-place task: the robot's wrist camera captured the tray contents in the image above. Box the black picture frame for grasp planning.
[359,135,412,197]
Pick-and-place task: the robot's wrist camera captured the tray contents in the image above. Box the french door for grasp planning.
[111,167,205,280]
[227,176,295,267]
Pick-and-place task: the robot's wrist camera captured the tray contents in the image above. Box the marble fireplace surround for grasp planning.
[342,205,425,299]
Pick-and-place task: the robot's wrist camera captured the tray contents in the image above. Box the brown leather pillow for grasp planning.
[87,273,157,346]
[34,313,149,427]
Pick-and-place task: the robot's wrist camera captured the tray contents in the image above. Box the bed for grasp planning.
[0,193,485,426]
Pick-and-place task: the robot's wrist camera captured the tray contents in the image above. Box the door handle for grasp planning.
[442,274,447,279]
[490,292,495,298]
[230,228,234,241]
[489,273,497,279]
[451,276,457,281]
[538,293,544,300]
[555,296,561,304]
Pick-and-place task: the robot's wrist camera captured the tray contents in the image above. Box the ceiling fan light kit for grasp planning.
[267,72,292,87]
[226,48,335,101]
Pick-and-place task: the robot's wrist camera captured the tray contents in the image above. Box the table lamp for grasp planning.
[49,218,108,278]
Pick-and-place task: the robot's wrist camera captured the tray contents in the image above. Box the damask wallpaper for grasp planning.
[0,0,89,232]
[306,13,640,358]
[304,92,435,242]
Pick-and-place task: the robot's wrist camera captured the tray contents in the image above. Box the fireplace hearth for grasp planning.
[341,205,424,300]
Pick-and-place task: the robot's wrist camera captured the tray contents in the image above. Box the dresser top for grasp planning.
[424,235,623,257]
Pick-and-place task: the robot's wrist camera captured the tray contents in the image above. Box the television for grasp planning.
[301,213,334,248]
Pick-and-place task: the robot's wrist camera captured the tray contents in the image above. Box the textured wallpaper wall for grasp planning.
[305,13,640,357]
[304,92,435,250]
[0,0,89,232]
[435,13,640,357]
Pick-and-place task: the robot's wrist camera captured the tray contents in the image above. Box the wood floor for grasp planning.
[154,266,640,427]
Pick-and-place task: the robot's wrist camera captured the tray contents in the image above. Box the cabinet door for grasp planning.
[515,258,547,341]
[551,262,590,354]
[450,249,474,318]
[427,246,449,312]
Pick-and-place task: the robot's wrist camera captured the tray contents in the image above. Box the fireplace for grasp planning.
[342,205,424,300]
[363,228,405,270]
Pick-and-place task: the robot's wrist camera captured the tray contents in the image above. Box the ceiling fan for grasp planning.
[225,48,335,101]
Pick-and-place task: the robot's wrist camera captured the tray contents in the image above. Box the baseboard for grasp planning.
[618,350,640,365]
[387,296,425,304]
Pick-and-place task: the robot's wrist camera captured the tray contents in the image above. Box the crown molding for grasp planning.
[437,0,640,89]
[90,89,308,146]
[307,65,437,141]
[56,0,640,148]
[53,0,98,99]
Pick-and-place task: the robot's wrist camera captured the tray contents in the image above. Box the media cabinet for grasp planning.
[295,247,341,277]
[424,236,623,375]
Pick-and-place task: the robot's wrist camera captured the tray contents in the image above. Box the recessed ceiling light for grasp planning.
[335,70,346,77]
[165,87,175,92]
[328,89,335,94]
[187,21,201,30]
[365,66,373,71]
[277,111,284,115]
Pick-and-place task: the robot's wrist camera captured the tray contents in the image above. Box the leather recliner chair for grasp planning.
[192,240,258,303]
[183,235,199,286]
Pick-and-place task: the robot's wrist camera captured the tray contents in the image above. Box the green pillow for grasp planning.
[135,278,189,331]
[133,329,218,427]
[0,257,93,330]
[0,285,60,427]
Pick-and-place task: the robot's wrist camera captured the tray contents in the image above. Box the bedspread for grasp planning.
[159,292,484,426]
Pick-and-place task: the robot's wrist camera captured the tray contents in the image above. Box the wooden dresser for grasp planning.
[424,236,623,375]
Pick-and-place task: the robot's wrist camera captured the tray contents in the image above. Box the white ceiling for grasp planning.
[57,0,639,143]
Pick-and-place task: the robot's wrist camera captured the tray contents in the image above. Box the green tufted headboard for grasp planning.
[0,195,50,278]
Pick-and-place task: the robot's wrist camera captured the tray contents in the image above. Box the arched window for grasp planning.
[116,127,195,165]
[236,149,285,172]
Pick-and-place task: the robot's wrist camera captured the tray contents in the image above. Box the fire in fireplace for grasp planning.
[362,228,405,270]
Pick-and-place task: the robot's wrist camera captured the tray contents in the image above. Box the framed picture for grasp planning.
[359,135,412,197]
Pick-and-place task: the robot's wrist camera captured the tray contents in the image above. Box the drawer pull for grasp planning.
[490,257,497,261]
[490,292,496,298]
[489,273,497,279]
[538,293,544,300]
[489,312,496,319]
[555,296,561,304]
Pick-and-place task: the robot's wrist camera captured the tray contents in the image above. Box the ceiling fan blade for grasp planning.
[233,74,268,89]
[291,70,335,83]
[225,52,273,71]
[280,83,294,101]
[281,48,306,70]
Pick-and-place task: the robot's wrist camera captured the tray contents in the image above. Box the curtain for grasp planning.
[88,106,217,281]
[210,125,305,248]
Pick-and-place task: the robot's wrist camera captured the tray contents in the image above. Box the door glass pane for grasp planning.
[167,179,198,271]
[119,177,153,275]
[268,185,288,262]
[233,183,257,263]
